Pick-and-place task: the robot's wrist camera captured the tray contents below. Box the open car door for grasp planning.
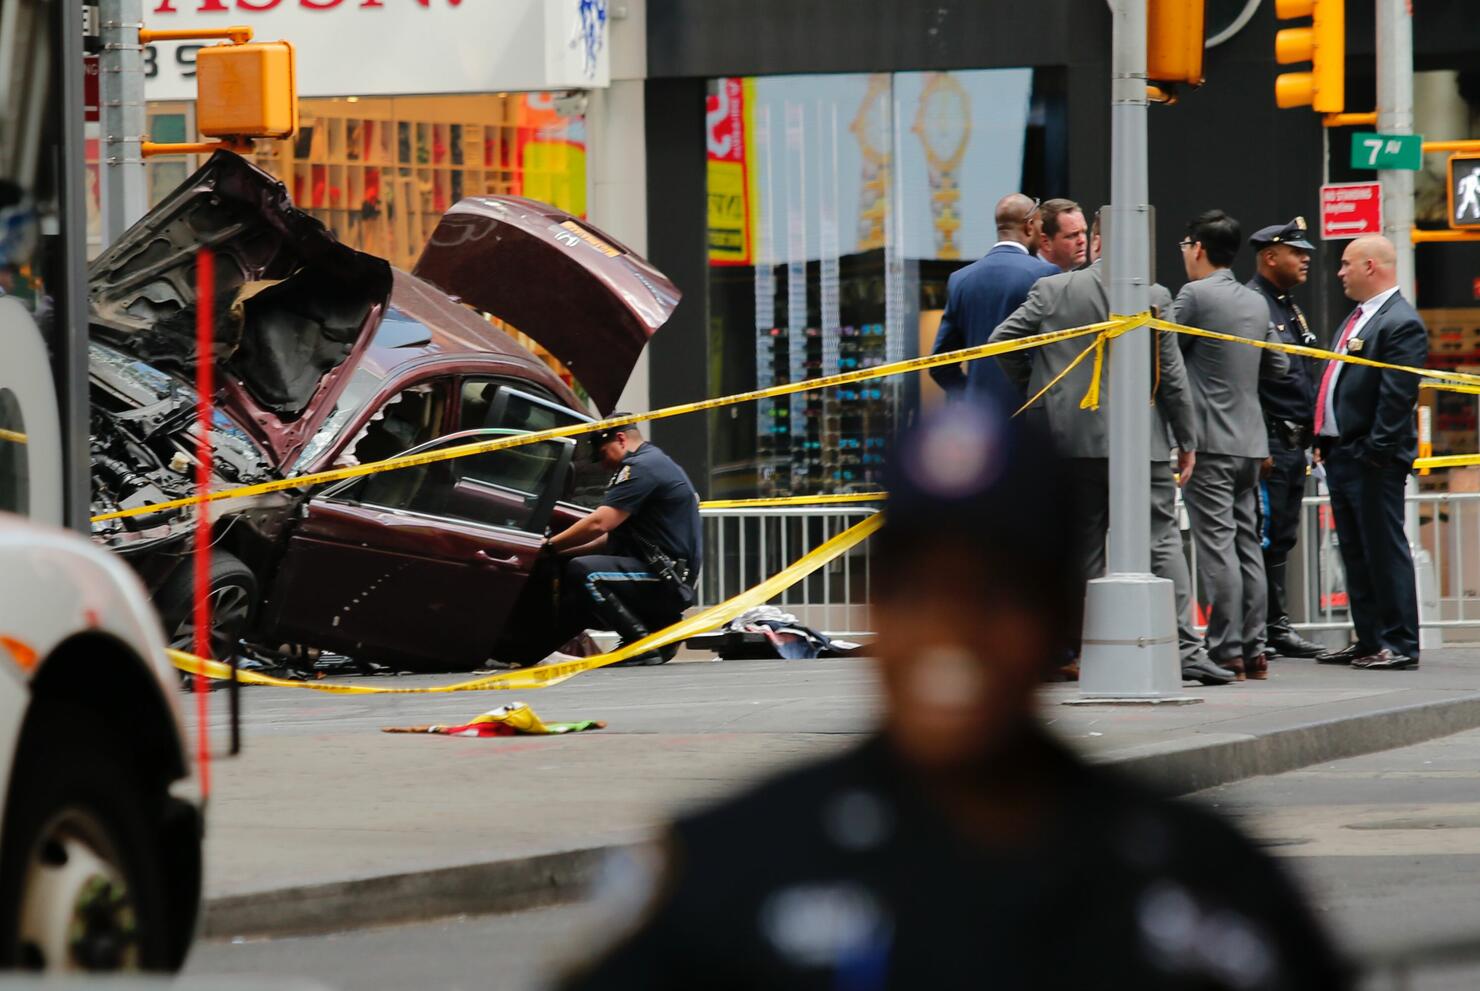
[262,429,575,671]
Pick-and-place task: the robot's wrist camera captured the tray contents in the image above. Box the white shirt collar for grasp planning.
[992,240,1030,254]
[1358,285,1401,318]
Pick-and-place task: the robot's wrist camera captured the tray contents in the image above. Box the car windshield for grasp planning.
[289,310,423,474]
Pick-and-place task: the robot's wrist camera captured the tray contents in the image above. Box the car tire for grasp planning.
[0,701,177,971]
[158,551,258,663]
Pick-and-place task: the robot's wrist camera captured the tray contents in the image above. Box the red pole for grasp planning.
[193,248,215,799]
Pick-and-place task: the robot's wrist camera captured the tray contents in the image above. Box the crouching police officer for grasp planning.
[556,404,1347,990]
[1248,218,1326,658]
[545,418,702,666]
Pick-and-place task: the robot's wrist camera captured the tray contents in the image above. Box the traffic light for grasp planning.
[1274,0,1344,113]
[1147,0,1206,88]
[196,40,298,140]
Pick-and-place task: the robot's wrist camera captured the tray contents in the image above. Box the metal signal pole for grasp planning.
[1076,0,1184,702]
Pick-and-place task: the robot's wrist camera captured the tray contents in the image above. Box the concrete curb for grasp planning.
[201,690,1480,939]
[1099,691,1480,795]
[203,846,615,940]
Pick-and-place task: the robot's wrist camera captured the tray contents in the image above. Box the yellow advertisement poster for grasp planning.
[707,77,756,265]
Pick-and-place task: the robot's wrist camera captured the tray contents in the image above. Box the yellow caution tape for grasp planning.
[91,318,1129,525]
[700,492,887,510]
[0,428,25,445]
[1148,317,1480,390]
[168,511,883,694]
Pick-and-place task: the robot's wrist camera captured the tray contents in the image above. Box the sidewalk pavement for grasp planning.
[194,646,1480,938]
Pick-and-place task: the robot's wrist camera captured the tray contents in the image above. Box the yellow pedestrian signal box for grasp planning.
[1147,0,1206,88]
[196,40,298,140]
[1274,0,1344,113]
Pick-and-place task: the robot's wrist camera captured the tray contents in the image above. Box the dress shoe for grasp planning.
[1182,657,1236,686]
[612,642,679,667]
[1266,626,1326,659]
[1315,644,1374,665]
[1246,652,1269,680]
[1217,657,1247,682]
[1353,649,1418,671]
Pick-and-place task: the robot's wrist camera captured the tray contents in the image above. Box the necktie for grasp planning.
[1314,308,1362,435]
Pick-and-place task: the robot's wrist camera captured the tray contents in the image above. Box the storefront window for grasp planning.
[706,69,1048,498]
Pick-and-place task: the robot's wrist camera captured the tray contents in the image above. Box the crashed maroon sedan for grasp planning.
[87,152,679,671]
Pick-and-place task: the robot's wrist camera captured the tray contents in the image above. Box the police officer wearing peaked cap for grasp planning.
[556,403,1348,991]
[544,418,702,667]
[1247,218,1327,659]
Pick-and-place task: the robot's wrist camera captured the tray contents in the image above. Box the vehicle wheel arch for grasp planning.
[6,632,201,969]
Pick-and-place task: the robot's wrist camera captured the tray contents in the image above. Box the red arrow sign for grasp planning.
[1320,182,1382,240]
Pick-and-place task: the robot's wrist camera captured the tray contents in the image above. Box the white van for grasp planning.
[0,297,202,972]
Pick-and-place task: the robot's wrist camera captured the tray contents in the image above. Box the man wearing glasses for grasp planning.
[929,193,1060,405]
[1173,211,1289,683]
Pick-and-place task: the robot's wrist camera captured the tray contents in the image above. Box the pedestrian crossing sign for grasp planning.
[1448,154,1480,230]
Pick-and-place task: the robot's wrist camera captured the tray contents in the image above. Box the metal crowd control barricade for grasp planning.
[1178,486,1480,642]
[696,504,878,639]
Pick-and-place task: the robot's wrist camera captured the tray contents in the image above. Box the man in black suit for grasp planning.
[929,193,1060,404]
[1314,236,1428,671]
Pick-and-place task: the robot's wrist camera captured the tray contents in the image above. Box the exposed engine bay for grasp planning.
[89,340,273,551]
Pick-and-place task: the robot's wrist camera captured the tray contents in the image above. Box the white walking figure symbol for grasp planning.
[1459,167,1480,221]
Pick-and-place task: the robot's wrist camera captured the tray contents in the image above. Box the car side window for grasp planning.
[0,388,28,515]
[348,380,448,467]
[490,386,608,509]
[338,434,570,533]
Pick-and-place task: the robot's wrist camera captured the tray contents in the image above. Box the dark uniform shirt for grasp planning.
[601,441,702,579]
[1248,273,1318,428]
[560,731,1349,991]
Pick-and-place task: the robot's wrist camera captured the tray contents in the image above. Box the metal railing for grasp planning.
[696,488,1480,643]
[1293,489,1480,639]
[696,505,878,637]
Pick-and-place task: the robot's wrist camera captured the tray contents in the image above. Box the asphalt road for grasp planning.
[188,727,1480,991]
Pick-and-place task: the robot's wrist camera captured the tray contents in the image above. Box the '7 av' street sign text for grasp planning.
[1351,133,1423,171]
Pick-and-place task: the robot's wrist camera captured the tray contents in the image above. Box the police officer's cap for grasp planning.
[880,400,1077,583]
[1249,217,1315,251]
[589,416,638,460]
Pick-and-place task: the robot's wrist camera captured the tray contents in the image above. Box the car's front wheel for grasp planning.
[0,703,177,971]
[159,550,258,664]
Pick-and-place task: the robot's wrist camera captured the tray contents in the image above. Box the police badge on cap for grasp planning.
[1249,217,1315,251]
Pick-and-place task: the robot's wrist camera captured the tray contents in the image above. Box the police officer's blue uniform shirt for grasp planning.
[601,442,703,578]
[1247,273,1318,427]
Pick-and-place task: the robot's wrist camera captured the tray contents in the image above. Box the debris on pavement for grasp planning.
[381,702,606,738]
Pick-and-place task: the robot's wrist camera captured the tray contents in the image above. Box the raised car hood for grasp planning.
[88,151,393,471]
[413,197,680,414]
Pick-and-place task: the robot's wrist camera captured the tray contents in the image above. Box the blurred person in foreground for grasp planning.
[556,404,1348,991]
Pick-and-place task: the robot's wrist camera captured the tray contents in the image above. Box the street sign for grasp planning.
[1320,182,1383,240]
[1351,132,1423,171]
[1448,154,1480,229]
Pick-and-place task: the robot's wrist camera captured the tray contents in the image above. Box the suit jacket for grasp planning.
[1171,268,1289,459]
[989,259,1196,462]
[1327,292,1428,465]
[930,244,1060,400]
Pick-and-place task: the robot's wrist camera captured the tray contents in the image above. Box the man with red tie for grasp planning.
[1314,236,1429,671]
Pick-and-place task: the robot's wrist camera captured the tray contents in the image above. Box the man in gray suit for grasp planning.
[1172,211,1289,682]
[990,215,1234,686]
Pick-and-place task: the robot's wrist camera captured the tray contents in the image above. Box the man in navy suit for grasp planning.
[1314,236,1428,671]
[929,193,1060,404]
